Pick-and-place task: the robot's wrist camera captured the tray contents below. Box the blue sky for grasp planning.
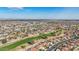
[0,7,79,19]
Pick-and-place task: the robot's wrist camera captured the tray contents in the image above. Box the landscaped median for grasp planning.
[0,29,62,51]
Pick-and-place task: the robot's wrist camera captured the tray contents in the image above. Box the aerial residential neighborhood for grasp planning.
[0,20,79,51]
[0,7,79,51]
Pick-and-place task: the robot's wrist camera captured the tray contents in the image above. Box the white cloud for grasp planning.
[7,7,24,10]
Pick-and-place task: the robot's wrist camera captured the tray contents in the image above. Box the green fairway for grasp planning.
[0,30,61,51]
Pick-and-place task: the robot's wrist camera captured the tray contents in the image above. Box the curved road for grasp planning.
[47,39,68,51]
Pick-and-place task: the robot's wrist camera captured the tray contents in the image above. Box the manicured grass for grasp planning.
[0,30,60,51]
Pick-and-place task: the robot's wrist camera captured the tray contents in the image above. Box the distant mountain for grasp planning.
[0,19,79,21]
